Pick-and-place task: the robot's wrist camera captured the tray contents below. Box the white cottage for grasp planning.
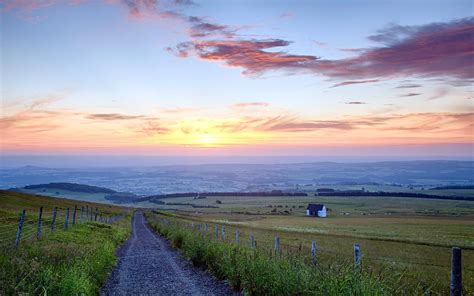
[306,204,327,217]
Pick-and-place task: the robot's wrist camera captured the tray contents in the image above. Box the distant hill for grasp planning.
[21,182,116,194]
[104,192,139,204]
[431,185,474,190]
[12,182,139,204]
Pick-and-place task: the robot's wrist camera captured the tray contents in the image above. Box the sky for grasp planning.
[1,0,473,162]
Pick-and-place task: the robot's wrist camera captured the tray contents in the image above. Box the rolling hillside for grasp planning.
[0,190,132,295]
[12,183,138,204]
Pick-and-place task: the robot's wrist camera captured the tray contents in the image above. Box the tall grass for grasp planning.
[147,214,391,295]
[0,220,130,295]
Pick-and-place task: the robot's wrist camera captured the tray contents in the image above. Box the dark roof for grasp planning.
[307,204,325,211]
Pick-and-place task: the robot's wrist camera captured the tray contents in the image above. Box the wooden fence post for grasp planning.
[215,225,219,239]
[354,244,361,269]
[95,208,98,221]
[37,207,43,240]
[15,209,26,247]
[250,235,255,249]
[64,208,70,230]
[311,240,317,265]
[72,206,77,225]
[81,206,84,222]
[221,225,226,241]
[86,206,89,221]
[450,247,462,296]
[51,207,57,232]
[235,229,240,245]
[274,236,280,255]
[205,223,208,232]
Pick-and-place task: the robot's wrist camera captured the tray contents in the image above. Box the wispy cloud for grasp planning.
[313,41,328,48]
[345,101,367,105]
[2,99,473,149]
[140,120,171,135]
[86,113,144,120]
[187,16,238,38]
[331,79,380,88]
[279,12,293,19]
[1,0,56,12]
[427,88,449,100]
[400,93,421,97]
[5,2,473,85]
[213,112,474,136]
[395,84,422,89]
[7,1,471,86]
[232,102,269,109]
[263,120,353,132]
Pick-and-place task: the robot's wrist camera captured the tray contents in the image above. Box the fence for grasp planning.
[0,205,127,249]
[152,214,468,296]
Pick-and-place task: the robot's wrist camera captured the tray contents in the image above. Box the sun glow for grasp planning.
[197,134,219,147]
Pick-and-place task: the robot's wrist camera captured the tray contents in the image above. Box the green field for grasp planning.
[17,188,114,204]
[147,212,394,295]
[0,190,131,295]
[147,194,474,294]
[2,188,473,294]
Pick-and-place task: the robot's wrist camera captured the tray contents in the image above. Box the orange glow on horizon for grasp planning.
[1,104,473,153]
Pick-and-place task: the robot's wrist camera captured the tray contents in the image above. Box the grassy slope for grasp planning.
[0,190,131,295]
[147,195,474,294]
[16,188,113,204]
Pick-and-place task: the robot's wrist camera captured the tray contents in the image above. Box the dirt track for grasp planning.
[101,212,235,295]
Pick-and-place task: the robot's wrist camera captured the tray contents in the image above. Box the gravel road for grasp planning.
[101,212,236,295]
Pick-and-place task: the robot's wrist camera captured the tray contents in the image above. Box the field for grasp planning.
[0,190,131,295]
[16,188,115,204]
[146,194,474,294]
[2,188,473,294]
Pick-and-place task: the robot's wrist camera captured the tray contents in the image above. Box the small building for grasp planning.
[306,204,327,217]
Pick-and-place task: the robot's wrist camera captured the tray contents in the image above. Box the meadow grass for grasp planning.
[146,212,392,295]
[0,190,131,295]
[147,202,474,295]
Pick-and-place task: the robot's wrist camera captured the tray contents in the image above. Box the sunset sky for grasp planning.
[1,0,473,159]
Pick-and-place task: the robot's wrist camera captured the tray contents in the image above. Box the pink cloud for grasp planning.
[214,112,474,135]
[1,0,56,11]
[4,1,473,86]
[317,18,474,80]
[170,39,317,75]
[170,17,474,83]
